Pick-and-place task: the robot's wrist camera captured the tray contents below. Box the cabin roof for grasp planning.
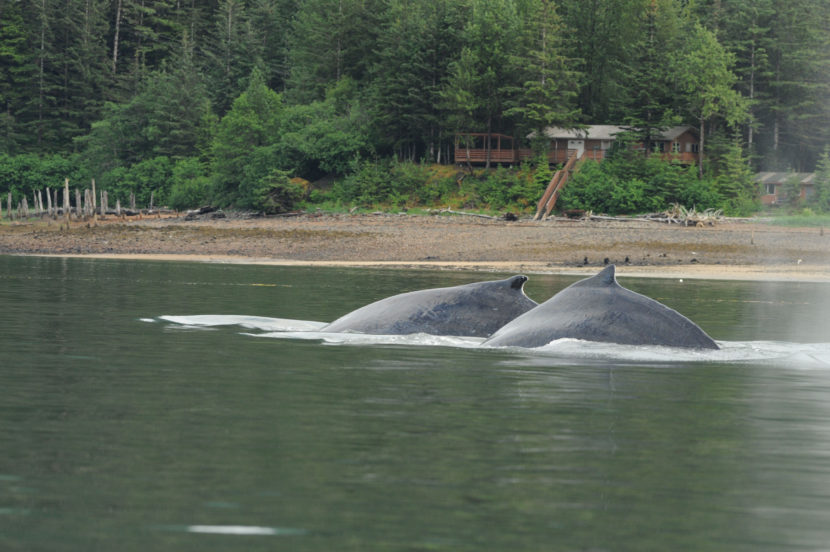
[541,125,622,140]
[540,124,696,141]
[754,172,815,185]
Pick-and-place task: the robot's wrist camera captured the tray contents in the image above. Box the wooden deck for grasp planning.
[454,133,700,166]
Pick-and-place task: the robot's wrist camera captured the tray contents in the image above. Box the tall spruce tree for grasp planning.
[441,0,521,168]
[0,0,30,152]
[248,0,298,92]
[203,0,256,114]
[560,0,642,122]
[371,0,466,161]
[621,0,681,154]
[764,0,830,171]
[712,0,774,164]
[287,0,383,103]
[504,0,581,145]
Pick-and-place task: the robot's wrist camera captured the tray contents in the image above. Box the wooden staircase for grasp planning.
[533,150,582,220]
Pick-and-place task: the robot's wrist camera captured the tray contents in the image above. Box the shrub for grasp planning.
[256,170,306,214]
[168,158,212,210]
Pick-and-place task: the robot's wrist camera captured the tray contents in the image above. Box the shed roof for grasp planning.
[754,172,815,185]
[540,124,696,141]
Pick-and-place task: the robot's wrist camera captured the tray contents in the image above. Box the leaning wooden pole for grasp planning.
[534,171,562,220]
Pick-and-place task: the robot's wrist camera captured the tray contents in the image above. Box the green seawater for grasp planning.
[1,255,830,551]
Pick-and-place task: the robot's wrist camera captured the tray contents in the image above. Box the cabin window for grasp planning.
[765,183,775,195]
[672,142,681,153]
[652,142,665,153]
[689,143,700,153]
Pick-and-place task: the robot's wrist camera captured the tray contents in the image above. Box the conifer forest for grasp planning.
[1,0,829,215]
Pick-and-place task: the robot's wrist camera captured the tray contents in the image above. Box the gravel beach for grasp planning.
[1,212,829,281]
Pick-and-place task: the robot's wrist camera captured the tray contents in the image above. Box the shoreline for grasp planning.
[15,252,830,282]
[2,212,829,282]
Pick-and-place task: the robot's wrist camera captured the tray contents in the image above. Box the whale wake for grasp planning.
[153,314,830,368]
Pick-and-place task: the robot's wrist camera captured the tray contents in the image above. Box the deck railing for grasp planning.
[454,134,700,166]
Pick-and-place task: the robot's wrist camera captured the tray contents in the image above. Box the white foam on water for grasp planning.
[157,315,830,367]
[158,315,327,332]
[498,338,830,367]
[251,330,486,349]
[186,525,305,536]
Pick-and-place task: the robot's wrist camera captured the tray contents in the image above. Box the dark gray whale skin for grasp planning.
[322,275,537,337]
[483,265,719,349]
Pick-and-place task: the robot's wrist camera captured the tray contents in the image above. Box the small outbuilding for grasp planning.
[755,172,815,205]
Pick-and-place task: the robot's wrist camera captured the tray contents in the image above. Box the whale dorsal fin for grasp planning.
[509,275,528,290]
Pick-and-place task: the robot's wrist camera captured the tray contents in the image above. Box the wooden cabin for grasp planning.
[756,172,815,205]
[454,125,702,166]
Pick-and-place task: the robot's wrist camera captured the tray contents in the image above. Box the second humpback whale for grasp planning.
[483,265,719,349]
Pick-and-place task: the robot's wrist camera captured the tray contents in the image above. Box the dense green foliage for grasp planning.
[558,157,724,215]
[1,0,829,215]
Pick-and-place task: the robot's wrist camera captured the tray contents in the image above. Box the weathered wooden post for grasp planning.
[22,197,29,219]
[75,189,81,218]
[91,179,98,224]
[64,178,70,228]
[7,192,12,220]
[129,192,135,211]
[116,199,121,216]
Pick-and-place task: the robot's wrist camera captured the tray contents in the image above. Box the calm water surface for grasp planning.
[2,255,830,551]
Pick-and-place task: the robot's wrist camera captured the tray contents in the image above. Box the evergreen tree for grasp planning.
[764,0,830,171]
[504,0,581,144]
[714,138,757,215]
[78,36,213,169]
[813,147,830,213]
[202,0,258,114]
[248,0,298,92]
[621,0,681,154]
[560,0,642,122]
[712,0,774,164]
[0,0,30,152]
[211,68,283,204]
[113,0,183,97]
[442,0,522,168]
[58,0,112,140]
[371,0,466,161]
[287,0,384,103]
